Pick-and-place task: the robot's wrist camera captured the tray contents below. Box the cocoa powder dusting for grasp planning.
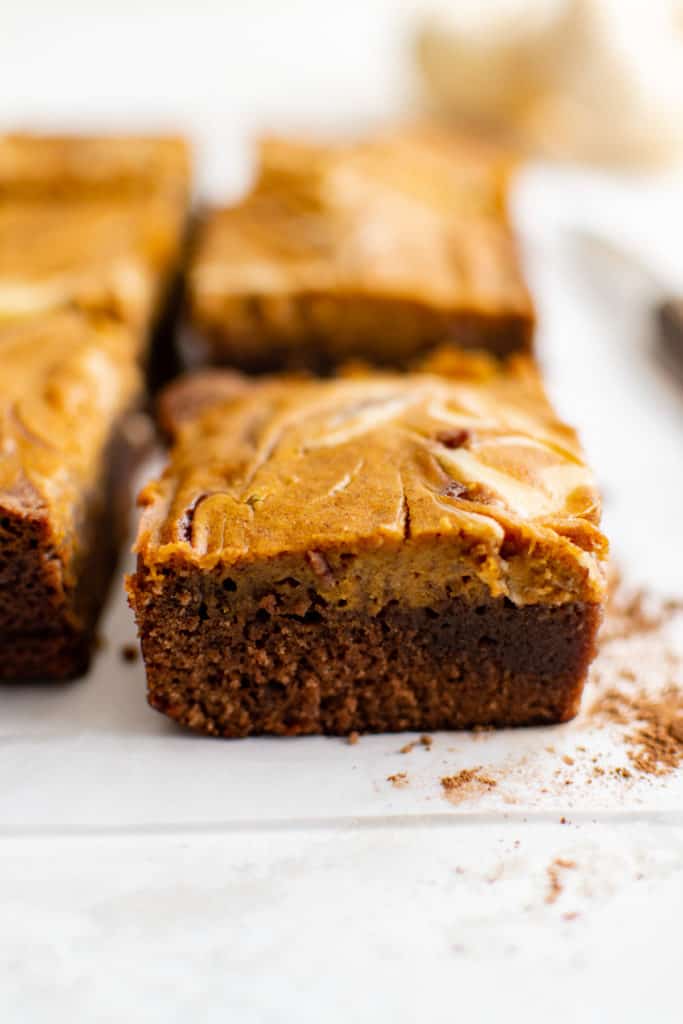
[387,772,409,788]
[588,685,683,775]
[600,569,683,644]
[545,858,576,905]
[581,574,683,777]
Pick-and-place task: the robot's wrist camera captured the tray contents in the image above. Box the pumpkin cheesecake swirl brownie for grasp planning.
[0,311,142,680]
[129,351,606,737]
[188,128,534,371]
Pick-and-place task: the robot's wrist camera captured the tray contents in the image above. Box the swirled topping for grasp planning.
[191,128,532,322]
[0,311,141,544]
[137,352,606,607]
[0,196,186,330]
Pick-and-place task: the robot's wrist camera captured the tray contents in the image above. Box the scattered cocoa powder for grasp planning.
[570,572,683,780]
[441,768,497,804]
[546,858,576,905]
[387,772,409,788]
[589,684,683,776]
[600,571,683,644]
[400,735,433,754]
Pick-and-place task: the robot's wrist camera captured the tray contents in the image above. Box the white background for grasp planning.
[3,3,683,1021]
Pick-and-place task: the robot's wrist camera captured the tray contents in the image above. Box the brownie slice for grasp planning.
[128,351,607,737]
[0,311,142,680]
[187,127,534,372]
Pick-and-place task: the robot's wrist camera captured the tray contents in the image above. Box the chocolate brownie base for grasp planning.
[193,302,533,375]
[0,426,135,682]
[130,567,601,736]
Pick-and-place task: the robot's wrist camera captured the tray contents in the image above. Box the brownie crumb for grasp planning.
[546,858,576,905]
[387,772,409,788]
[347,730,359,746]
[441,768,497,804]
[120,643,139,663]
[400,735,433,754]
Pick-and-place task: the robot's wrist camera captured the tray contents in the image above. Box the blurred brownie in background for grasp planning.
[187,128,534,372]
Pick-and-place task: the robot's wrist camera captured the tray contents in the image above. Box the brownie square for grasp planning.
[0,311,142,680]
[129,350,606,736]
[188,128,534,372]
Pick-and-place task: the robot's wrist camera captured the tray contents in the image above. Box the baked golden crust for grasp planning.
[0,310,141,546]
[0,134,190,201]
[189,128,534,368]
[136,352,606,607]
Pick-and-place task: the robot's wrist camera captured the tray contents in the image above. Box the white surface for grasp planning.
[3,4,683,1021]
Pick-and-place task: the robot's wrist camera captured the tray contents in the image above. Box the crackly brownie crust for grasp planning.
[130,352,607,736]
[0,311,142,680]
[188,128,534,371]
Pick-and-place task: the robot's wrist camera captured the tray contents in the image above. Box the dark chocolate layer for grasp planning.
[130,567,601,736]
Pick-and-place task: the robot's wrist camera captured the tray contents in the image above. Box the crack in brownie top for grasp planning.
[0,310,140,540]
[137,352,607,607]
[190,128,532,317]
